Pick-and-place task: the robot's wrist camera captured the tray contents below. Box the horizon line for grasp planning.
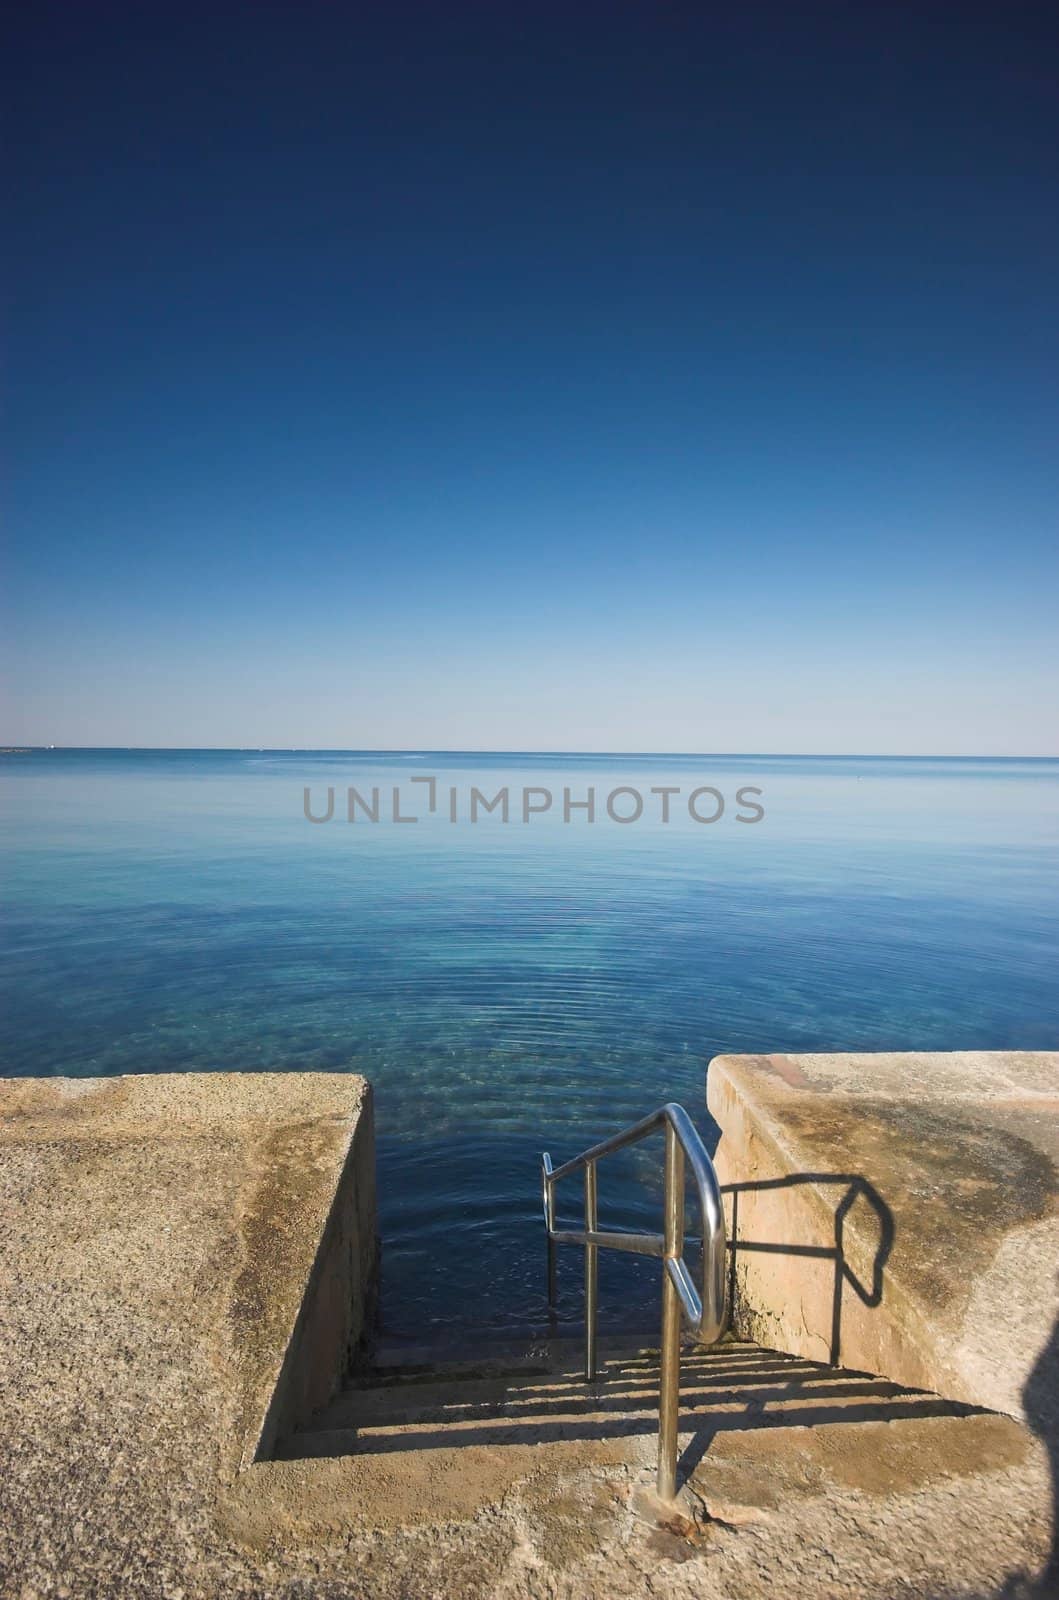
[3,746,1057,761]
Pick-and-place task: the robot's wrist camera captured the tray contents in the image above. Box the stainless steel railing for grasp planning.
[541,1102,726,1501]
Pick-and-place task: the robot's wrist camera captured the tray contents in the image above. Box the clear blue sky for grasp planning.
[4,3,1057,752]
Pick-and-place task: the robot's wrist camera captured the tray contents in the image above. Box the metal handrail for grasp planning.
[540,1102,726,1501]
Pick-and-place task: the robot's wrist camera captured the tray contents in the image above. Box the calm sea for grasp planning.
[2,750,1057,1341]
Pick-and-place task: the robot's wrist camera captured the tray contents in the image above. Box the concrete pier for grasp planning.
[1,1062,1056,1598]
[707,1051,1059,1426]
[0,1072,377,1592]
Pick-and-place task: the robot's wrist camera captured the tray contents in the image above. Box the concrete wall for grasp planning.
[252,1083,378,1460]
[707,1051,1059,1432]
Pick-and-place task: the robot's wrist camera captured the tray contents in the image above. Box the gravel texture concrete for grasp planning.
[707,1051,1059,1425]
[1,1066,1055,1599]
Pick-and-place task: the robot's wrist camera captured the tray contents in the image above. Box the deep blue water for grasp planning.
[2,750,1057,1340]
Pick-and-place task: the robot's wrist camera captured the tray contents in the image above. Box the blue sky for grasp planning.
[4,3,1058,752]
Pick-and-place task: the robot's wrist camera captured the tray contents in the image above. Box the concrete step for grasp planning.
[279,1339,981,1461]
[312,1345,828,1429]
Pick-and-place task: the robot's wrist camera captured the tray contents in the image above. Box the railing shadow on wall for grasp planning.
[721,1173,895,1367]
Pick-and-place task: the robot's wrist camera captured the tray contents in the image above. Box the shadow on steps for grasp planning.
[275,1339,989,1462]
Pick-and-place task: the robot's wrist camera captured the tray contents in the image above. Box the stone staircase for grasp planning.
[277,1336,983,1463]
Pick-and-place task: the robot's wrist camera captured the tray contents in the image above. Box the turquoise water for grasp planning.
[2,750,1057,1340]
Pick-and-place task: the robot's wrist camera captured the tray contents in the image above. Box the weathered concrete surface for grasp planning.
[707,1051,1059,1432]
[1,1067,1055,1599]
[0,1071,378,1595]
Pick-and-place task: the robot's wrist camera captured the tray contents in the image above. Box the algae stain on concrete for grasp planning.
[778,1096,1056,1325]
